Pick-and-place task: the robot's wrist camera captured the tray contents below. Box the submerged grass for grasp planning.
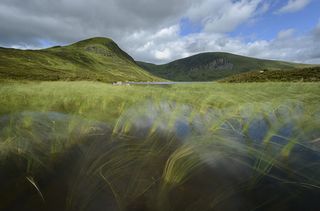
[0,81,319,211]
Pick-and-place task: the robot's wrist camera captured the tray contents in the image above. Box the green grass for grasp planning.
[221,66,320,82]
[1,81,319,120]
[0,81,319,210]
[0,37,162,82]
[137,52,311,81]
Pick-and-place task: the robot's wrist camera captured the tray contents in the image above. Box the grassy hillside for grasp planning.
[221,66,320,82]
[137,52,311,81]
[0,37,161,82]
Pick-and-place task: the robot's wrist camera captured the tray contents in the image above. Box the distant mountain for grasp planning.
[220,66,320,82]
[0,37,161,82]
[137,52,311,81]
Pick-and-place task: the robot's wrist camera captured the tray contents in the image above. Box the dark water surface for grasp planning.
[0,101,319,211]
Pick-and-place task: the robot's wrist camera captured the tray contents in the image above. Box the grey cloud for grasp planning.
[186,41,208,53]
[312,22,320,41]
[1,0,262,47]
[115,0,193,22]
[0,0,193,47]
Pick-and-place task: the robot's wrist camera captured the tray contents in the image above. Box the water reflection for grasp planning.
[0,101,319,211]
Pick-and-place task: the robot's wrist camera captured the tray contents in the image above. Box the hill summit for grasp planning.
[137,52,310,81]
[0,37,161,82]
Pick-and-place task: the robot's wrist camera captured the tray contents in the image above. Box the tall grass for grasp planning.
[0,81,319,210]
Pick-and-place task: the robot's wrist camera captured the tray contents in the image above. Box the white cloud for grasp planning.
[154,49,172,60]
[187,0,263,33]
[277,0,311,14]
[151,25,179,40]
[124,23,320,64]
[277,28,295,39]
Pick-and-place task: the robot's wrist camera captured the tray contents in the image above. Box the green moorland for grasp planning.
[0,37,162,82]
[221,66,320,82]
[0,81,319,211]
[137,52,311,81]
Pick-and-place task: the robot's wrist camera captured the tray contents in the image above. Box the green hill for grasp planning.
[137,52,311,81]
[0,37,161,82]
[220,66,320,82]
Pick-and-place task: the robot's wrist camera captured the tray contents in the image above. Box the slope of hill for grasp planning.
[0,37,161,82]
[220,66,320,82]
[137,52,311,81]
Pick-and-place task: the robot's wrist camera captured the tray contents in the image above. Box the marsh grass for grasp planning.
[0,81,319,210]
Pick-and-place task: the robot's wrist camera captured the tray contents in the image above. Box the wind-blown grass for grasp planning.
[0,81,319,211]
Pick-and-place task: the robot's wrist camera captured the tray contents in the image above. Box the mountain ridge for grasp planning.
[137,52,312,81]
[1,37,317,83]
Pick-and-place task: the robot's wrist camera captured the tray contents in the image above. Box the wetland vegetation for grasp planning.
[0,81,319,211]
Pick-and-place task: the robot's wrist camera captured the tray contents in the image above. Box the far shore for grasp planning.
[112,81,215,85]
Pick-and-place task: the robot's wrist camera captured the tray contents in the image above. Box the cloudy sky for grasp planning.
[0,0,319,64]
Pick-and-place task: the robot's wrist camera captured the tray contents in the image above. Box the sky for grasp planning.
[0,0,319,64]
